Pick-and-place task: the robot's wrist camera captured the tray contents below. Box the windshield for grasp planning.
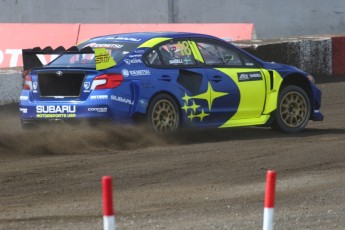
[47,41,140,68]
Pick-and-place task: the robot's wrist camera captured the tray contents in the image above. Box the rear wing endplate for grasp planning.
[22,46,116,71]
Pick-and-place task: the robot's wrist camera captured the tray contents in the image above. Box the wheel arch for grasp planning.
[280,73,313,117]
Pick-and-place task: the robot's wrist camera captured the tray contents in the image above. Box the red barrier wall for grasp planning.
[0,23,254,68]
[332,36,345,75]
[0,24,80,67]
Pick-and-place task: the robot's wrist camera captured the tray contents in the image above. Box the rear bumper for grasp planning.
[19,93,133,124]
[20,103,115,120]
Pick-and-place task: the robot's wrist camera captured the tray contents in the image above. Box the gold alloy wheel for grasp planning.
[151,99,178,133]
[279,91,308,128]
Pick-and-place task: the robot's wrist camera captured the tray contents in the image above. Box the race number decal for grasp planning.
[178,41,192,56]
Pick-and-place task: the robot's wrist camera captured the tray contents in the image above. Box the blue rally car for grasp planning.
[20,32,323,133]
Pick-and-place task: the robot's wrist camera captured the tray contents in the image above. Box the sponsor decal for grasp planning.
[183,57,192,65]
[169,59,183,64]
[36,105,77,118]
[95,53,110,65]
[94,48,116,70]
[84,82,90,89]
[128,54,143,58]
[111,95,134,105]
[87,107,108,113]
[124,58,142,65]
[128,69,150,76]
[134,49,145,54]
[32,82,38,93]
[121,69,130,77]
[20,96,28,101]
[36,114,76,118]
[113,37,141,42]
[90,95,108,100]
[36,105,76,114]
[19,108,27,113]
[84,82,91,92]
[138,99,148,108]
[237,72,262,82]
[86,43,124,49]
[116,69,150,79]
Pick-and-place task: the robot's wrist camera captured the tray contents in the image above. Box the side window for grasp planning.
[158,40,196,66]
[146,49,162,65]
[242,56,257,67]
[196,41,243,66]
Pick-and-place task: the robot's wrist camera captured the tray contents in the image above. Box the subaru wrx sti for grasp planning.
[20,32,323,133]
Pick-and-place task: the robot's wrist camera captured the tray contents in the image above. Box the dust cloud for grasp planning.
[0,104,167,157]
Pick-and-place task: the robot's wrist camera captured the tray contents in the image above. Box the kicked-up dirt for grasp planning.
[0,80,345,229]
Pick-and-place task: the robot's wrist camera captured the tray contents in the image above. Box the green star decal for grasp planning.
[182,93,192,102]
[187,113,195,121]
[187,109,209,122]
[190,100,200,113]
[197,109,209,122]
[188,82,228,110]
[182,100,200,113]
[182,102,189,113]
[182,81,228,123]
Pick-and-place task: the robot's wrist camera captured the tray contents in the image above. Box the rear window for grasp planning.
[47,41,139,68]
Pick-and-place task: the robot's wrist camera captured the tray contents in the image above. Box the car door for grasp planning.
[192,38,268,127]
[145,39,212,127]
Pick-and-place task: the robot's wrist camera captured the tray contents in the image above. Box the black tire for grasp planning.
[271,85,311,133]
[147,94,180,133]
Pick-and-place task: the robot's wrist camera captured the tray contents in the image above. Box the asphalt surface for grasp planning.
[0,80,345,229]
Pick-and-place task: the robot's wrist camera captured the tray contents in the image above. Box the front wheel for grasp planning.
[271,85,311,133]
[147,94,180,134]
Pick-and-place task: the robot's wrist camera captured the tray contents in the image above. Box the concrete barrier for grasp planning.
[0,69,22,105]
[236,37,332,76]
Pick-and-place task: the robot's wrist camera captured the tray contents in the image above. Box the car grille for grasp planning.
[38,71,85,97]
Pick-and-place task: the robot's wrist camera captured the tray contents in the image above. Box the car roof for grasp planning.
[88,32,219,44]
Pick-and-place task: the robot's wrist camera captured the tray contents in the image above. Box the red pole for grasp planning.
[264,170,276,208]
[102,176,115,230]
[263,170,277,230]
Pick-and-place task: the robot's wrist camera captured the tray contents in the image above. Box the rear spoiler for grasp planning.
[22,46,116,71]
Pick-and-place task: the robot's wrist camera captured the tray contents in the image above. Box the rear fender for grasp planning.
[129,80,141,116]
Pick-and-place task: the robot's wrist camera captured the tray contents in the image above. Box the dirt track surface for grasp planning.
[1,80,345,229]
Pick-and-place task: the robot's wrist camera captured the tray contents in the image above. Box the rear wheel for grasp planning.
[147,94,180,133]
[271,85,311,133]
